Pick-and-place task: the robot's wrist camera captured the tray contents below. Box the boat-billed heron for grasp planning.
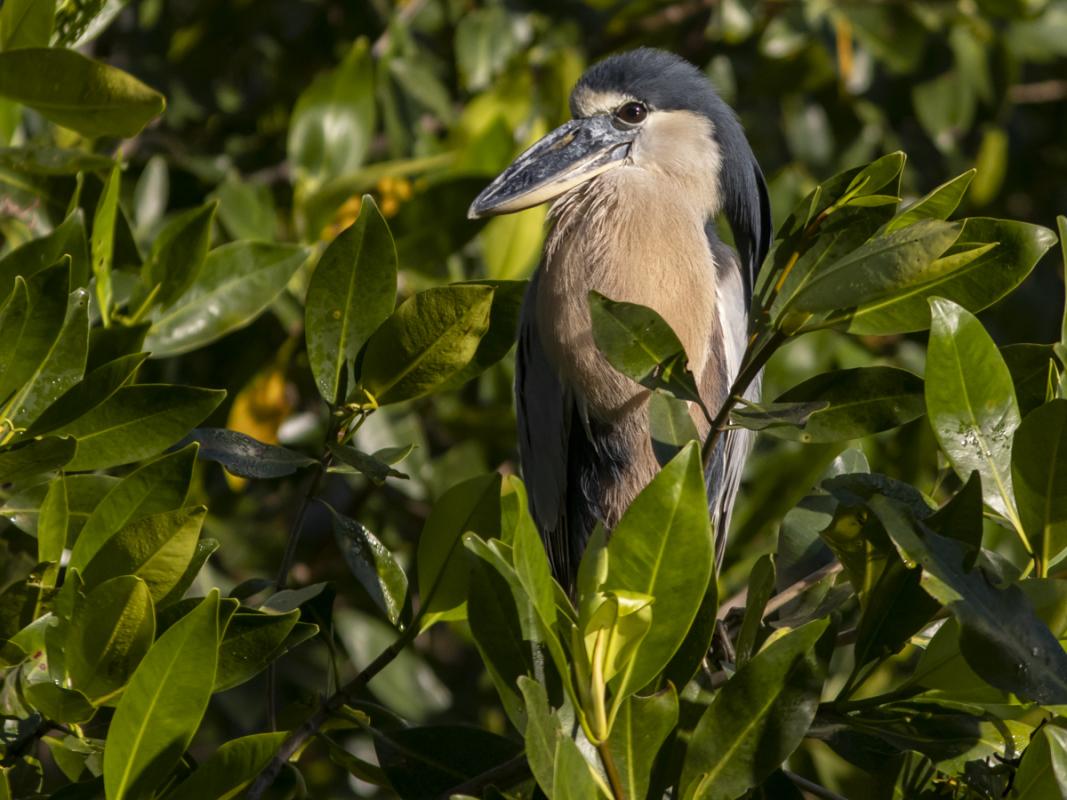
[469,48,772,587]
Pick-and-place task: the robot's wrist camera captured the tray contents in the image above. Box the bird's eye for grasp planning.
[615,102,648,125]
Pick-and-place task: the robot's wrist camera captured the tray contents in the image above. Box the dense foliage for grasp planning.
[1,1,1067,799]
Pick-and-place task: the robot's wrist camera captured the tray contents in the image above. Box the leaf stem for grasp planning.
[597,738,627,800]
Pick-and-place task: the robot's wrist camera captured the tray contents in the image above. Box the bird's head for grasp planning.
[468,48,771,286]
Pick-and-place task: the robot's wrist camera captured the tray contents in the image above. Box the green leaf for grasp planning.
[1003,343,1060,417]
[162,732,289,800]
[157,537,219,609]
[481,206,546,280]
[6,283,89,429]
[327,442,408,483]
[433,279,525,393]
[1013,723,1067,798]
[189,428,318,479]
[82,506,206,603]
[215,609,315,692]
[69,443,195,572]
[417,473,500,628]
[90,165,119,323]
[870,494,1067,705]
[606,687,678,800]
[326,503,408,626]
[132,154,168,234]
[37,474,67,586]
[518,677,609,798]
[66,575,155,703]
[103,590,221,800]
[0,48,164,138]
[736,554,775,668]
[0,0,55,49]
[144,241,308,358]
[788,220,961,315]
[837,219,1056,335]
[50,384,224,471]
[455,6,520,91]
[0,435,75,483]
[359,285,494,406]
[885,170,975,233]
[306,196,396,404]
[926,298,1022,527]
[28,352,147,436]
[603,442,713,699]
[0,210,88,299]
[769,366,925,443]
[289,38,375,189]
[679,619,832,800]
[588,291,703,407]
[141,201,216,309]
[0,263,69,408]
[23,681,94,724]
[1013,400,1067,571]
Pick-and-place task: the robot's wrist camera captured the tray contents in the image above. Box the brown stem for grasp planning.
[248,622,421,799]
[717,560,843,621]
[597,739,627,800]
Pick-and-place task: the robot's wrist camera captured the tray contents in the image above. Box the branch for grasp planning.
[717,560,843,620]
[248,622,421,798]
[434,754,531,800]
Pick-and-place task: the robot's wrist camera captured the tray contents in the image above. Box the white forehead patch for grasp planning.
[571,87,638,118]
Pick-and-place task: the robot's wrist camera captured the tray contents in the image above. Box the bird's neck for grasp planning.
[537,170,720,421]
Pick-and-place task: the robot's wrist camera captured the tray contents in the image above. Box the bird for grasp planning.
[468,48,772,588]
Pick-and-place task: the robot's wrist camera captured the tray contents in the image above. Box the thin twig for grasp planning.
[717,560,843,620]
[248,623,421,798]
[435,753,532,800]
[597,739,627,800]
[782,770,851,800]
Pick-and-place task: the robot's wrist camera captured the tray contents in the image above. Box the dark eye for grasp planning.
[616,102,647,125]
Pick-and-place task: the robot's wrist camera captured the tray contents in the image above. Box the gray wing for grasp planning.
[515,272,576,582]
[706,233,760,567]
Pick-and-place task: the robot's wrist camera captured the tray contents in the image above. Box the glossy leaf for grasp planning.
[90,165,119,322]
[519,677,608,799]
[0,48,164,138]
[326,503,408,625]
[736,554,775,668]
[885,170,975,233]
[1013,723,1067,799]
[416,473,500,628]
[144,241,307,357]
[0,263,70,407]
[360,285,494,406]
[769,366,925,443]
[82,506,206,603]
[306,196,396,403]
[607,687,678,800]
[188,428,317,479]
[70,444,196,572]
[215,609,315,692]
[926,298,1021,524]
[6,285,89,429]
[1002,343,1059,417]
[37,474,67,586]
[788,219,961,314]
[1013,400,1067,570]
[0,435,75,483]
[327,442,408,483]
[679,619,832,800]
[141,201,216,309]
[835,218,1056,335]
[588,291,703,406]
[870,495,1067,704]
[49,385,224,471]
[213,173,276,241]
[0,210,88,299]
[603,442,713,699]
[164,732,289,800]
[66,576,155,703]
[104,590,221,800]
[28,352,147,436]
[433,279,525,393]
[23,681,94,724]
